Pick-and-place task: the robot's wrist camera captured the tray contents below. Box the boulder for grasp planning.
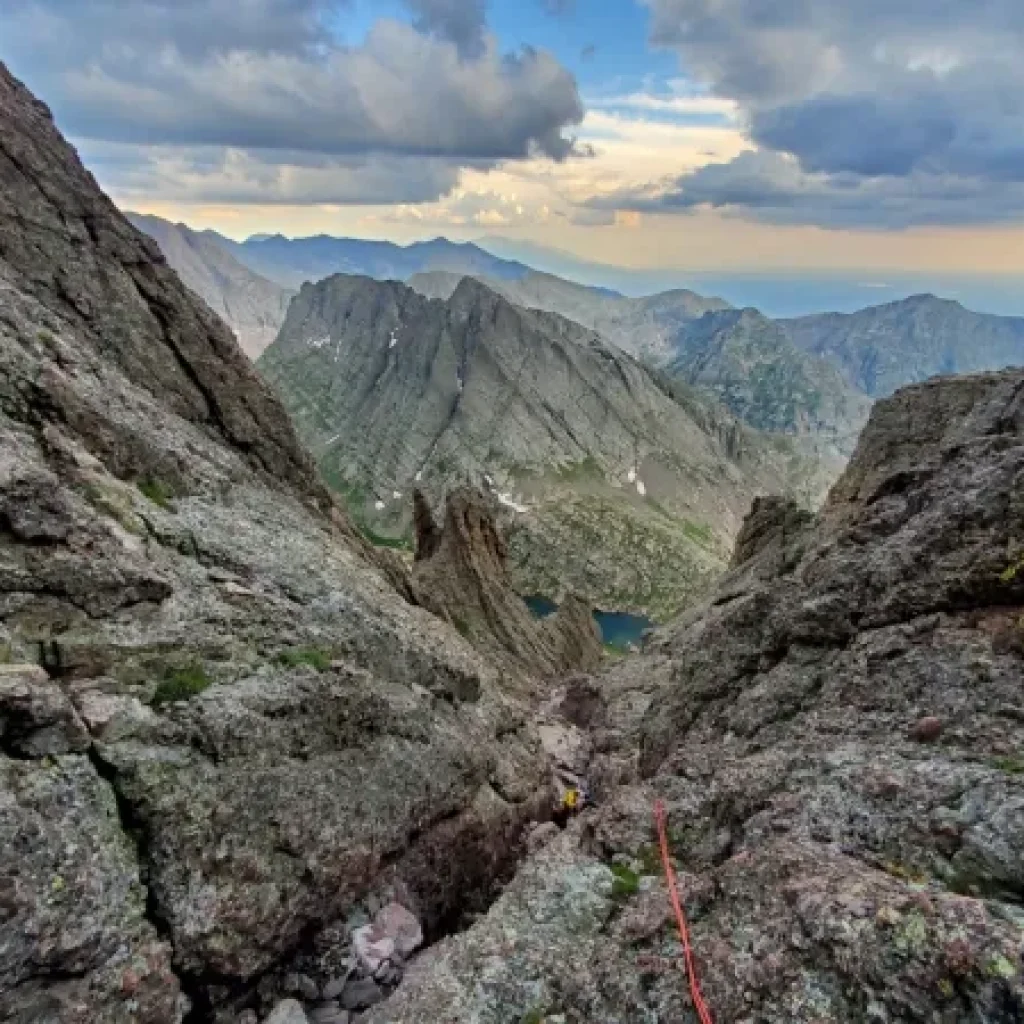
[264,999,309,1024]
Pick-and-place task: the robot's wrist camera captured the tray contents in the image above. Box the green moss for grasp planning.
[152,663,212,706]
[358,523,412,551]
[987,955,1017,980]
[520,1010,546,1024]
[556,456,603,483]
[999,555,1024,583]
[137,477,173,510]
[609,863,640,899]
[882,860,929,885]
[991,754,1024,775]
[451,615,472,639]
[37,329,55,344]
[275,647,333,672]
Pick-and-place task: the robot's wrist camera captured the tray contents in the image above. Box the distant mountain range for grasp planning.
[408,268,730,363]
[782,294,1024,397]
[258,274,824,618]
[126,214,293,358]
[127,214,1024,615]
[130,216,1024,408]
[409,270,871,455]
[216,231,531,291]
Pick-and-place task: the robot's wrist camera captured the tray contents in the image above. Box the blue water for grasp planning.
[595,609,654,649]
[523,596,652,649]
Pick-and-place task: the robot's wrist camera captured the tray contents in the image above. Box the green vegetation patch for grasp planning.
[999,554,1024,583]
[152,662,212,706]
[137,477,173,510]
[358,522,413,551]
[609,863,641,899]
[275,647,333,672]
[991,754,1024,775]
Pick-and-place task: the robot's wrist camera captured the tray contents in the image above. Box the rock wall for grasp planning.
[0,63,556,1023]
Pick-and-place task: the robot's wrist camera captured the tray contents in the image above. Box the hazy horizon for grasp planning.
[8,0,1021,317]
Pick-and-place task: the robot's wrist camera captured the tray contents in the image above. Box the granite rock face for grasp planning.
[411,489,602,679]
[0,63,552,1021]
[365,370,1024,1022]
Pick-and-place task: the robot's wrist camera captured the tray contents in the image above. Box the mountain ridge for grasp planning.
[782,293,1024,396]
[259,271,826,619]
[127,212,295,358]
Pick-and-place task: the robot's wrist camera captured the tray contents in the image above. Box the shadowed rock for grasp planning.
[412,489,601,679]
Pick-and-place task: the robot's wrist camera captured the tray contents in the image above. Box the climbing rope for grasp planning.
[654,799,714,1024]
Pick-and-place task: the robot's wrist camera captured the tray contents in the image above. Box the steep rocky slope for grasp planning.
[783,293,1024,397]
[409,267,731,364]
[127,213,294,358]
[667,307,873,456]
[259,274,823,619]
[367,368,1024,1023]
[409,271,870,456]
[0,64,579,1023]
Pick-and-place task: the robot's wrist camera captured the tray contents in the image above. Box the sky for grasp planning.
[2,0,1023,312]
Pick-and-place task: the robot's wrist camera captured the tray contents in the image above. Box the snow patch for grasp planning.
[374,500,386,511]
[635,479,647,497]
[309,335,330,350]
[392,490,402,500]
[414,470,423,482]
[627,467,637,483]
[389,330,397,350]
[497,492,529,514]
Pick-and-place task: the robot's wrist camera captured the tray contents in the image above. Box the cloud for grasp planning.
[1,0,585,207]
[403,0,487,59]
[80,141,463,206]
[588,91,738,122]
[372,187,553,228]
[604,149,1024,229]
[627,0,1024,227]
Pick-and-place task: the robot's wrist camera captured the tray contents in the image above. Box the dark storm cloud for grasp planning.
[624,0,1024,227]
[0,0,585,206]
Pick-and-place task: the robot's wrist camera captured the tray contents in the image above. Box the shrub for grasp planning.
[275,647,333,672]
[152,663,212,706]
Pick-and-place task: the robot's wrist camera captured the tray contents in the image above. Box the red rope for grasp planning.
[654,799,714,1024]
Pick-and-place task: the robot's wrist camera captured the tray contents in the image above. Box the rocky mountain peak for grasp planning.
[0,63,323,505]
[411,488,602,679]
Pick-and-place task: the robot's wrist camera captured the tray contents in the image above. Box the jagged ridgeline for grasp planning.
[258,274,829,620]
